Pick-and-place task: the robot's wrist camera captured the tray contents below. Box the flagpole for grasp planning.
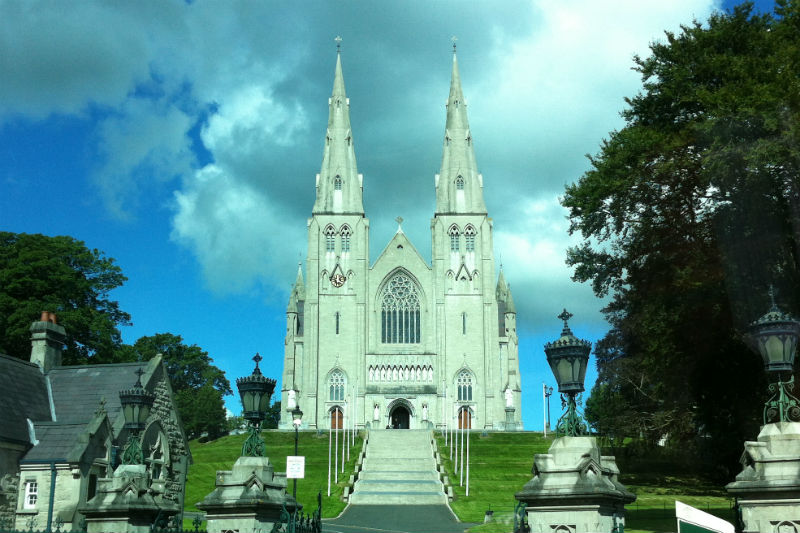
[459,416,464,486]
[466,414,470,496]
[327,420,332,496]
[335,413,339,484]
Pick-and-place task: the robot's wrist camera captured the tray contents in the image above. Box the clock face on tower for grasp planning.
[330,273,346,287]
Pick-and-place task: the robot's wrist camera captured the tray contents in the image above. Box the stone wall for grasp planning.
[149,371,188,508]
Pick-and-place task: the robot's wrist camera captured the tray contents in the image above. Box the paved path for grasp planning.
[323,504,476,533]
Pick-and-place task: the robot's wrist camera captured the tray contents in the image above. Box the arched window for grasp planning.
[381,272,421,344]
[464,225,476,252]
[329,370,345,401]
[457,370,473,402]
[340,225,351,252]
[324,225,336,253]
[456,175,464,190]
[448,225,460,252]
[334,175,342,191]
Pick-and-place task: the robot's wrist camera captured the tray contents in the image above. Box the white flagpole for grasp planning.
[459,416,464,486]
[450,412,454,460]
[328,421,332,496]
[454,412,459,473]
[466,417,470,496]
[335,414,339,483]
[346,398,351,461]
[342,404,346,472]
[442,381,447,442]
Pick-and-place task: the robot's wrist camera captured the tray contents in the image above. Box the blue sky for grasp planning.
[0,0,776,429]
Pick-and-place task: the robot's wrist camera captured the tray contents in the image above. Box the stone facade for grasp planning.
[280,51,523,432]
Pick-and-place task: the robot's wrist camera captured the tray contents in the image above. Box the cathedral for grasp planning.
[279,48,522,431]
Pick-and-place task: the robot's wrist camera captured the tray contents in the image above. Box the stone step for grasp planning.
[349,430,446,506]
[362,458,436,471]
[348,491,448,505]
[358,470,440,481]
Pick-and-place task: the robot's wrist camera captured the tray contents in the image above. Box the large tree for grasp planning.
[563,1,800,474]
[118,333,232,439]
[0,232,131,364]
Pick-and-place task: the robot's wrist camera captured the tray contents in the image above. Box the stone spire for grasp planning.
[312,47,364,215]
[496,268,509,302]
[505,284,516,314]
[292,263,305,302]
[435,49,487,215]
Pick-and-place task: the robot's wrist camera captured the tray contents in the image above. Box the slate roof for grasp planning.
[47,362,148,424]
[22,423,90,462]
[0,353,51,445]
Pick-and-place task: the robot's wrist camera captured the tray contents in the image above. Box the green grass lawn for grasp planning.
[433,431,736,533]
[186,429,362,519]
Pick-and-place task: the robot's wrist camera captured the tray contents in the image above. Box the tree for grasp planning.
[263,401,281,430]
[0,232,131,364]
[562,2,800,475]
[118,333,232,439]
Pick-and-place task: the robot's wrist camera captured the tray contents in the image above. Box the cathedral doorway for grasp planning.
[458,406,472,429]
[331,406,343,429]
[390,405,410,429]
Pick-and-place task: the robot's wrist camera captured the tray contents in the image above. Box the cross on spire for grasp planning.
[395,216,403,227]
[558,309,573,329]
[335,35,342,53]
[451,35,457,52]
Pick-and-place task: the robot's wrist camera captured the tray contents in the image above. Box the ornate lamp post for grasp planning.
[747,288,800,424]
[291,406,303,524]
[544,309,591,436]
[236,354,276,457]
[119,368,155,465]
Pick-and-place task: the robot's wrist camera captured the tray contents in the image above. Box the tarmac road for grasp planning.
[322,504,477,533]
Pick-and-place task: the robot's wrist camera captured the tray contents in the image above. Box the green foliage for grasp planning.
[186,430,362,518]
[0,232,131,363]
[264,401,282,429]
[119,333,232,440]
[562,2,800,475]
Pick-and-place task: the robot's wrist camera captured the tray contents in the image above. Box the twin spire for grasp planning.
[312,48,364,215]
[313,44,486,216]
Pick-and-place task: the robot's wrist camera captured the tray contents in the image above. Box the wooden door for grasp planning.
[331,407,343,429]
[458,408,471,429]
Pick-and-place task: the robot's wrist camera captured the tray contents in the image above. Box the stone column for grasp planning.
[726,422,800,532]
[80,465,178,533]
[197,456,299,533]
[515,436,635,533]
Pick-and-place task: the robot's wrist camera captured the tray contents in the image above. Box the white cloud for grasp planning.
[93,98,195,219]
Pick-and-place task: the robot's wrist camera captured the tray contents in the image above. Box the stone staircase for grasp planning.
[348,430,449,505]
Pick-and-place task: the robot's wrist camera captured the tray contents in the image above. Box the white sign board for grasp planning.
[675,501,734,533]
[286,456,305,479]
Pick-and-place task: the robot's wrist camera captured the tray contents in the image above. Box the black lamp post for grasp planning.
[119,368,155,465]
[236,354,276,457]
[544,309,591,436]
[747,288,800,424]
[291,406,303,519]
[544,385,553,433]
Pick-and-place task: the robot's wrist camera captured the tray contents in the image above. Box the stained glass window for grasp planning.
[381,272,421,344]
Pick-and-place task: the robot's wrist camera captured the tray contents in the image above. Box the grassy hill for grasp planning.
[186,429,735,533]
[434,432,736,533]
[186,429,363,518]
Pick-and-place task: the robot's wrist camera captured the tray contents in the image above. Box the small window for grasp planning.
[457,370,473,402]
[329,370,345,401]
[334,175,342,191]
[87,473,98,501]
[24,480,38,509]
[462,312,466,335]
[341,226,351,252]
[456,176,464,190]
[465,225,476,252]
[324,225,336,253]
[335,312,340,335]
[449,226,460,252]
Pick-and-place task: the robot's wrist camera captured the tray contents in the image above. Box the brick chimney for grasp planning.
[30,311,66,372]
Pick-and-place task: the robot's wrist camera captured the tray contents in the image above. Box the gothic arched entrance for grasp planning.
[331,406,343,429]
[390,405,410,429]
[458,406,472,429]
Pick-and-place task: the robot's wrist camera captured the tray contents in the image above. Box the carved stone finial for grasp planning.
[335,35,342,52]
[451,35,458,52]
